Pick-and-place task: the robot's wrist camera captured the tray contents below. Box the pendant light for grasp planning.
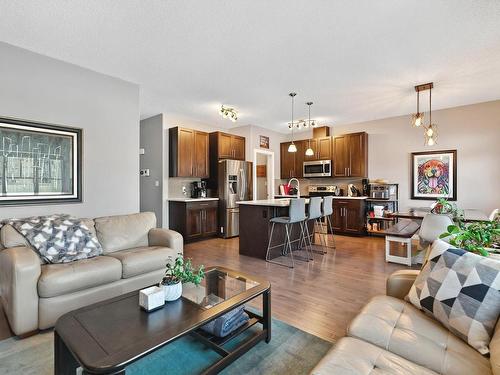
[305,102,315,156]
[411,88,424,127]
[424,86,438,146]
[288,92,297,153]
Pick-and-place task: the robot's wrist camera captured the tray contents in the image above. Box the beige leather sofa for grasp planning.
[311,270,499,375]
[0,212,183,336]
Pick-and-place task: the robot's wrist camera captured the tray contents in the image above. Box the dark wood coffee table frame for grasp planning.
[54,266,271,375]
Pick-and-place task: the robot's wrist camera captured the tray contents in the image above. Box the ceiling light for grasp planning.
[412,82,438,146]
[219,105,238,122]
[305,102,315,156]
[288,92,297,153]
[424,124,438,146]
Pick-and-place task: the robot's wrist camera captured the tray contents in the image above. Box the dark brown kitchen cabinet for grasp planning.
[169,127,209,178]
[331,199,365,235]
[303,137,332,161]
[280,140,304,179]
[333,132,368,178]
[169,200,219,243]
[209,132,246,161]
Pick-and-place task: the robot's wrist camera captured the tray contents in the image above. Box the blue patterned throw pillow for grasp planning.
[406,240,500,354]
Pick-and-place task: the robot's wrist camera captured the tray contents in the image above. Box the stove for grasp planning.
[308,185,342,197]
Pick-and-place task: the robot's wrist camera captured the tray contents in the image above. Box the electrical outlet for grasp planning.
[182,186,187,195]
[154,180,160,187]
[140,169,150,177]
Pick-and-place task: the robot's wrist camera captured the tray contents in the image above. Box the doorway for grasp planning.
[253,149,274,200]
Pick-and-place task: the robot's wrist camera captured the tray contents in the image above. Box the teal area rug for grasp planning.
[0,318,332,375]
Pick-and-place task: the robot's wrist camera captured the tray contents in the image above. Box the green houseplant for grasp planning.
[439,220,500,257]
[431,198,464,221]
[161,255,205,301]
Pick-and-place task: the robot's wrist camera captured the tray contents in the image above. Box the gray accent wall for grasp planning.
[0,42,140,219]
[140,114,166,227]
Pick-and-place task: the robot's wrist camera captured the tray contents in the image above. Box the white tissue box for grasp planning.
[139,286,165,312]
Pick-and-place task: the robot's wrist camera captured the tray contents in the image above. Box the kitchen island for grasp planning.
[237,197,368,259]
[237,199,309,260]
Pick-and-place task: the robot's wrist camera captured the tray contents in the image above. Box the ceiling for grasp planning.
[1,1,500,133]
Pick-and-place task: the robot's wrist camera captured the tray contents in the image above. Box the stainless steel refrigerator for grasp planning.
[218,159,253,238]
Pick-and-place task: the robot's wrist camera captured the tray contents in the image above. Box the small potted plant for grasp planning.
[431,198,464,221]
[160,255,205,301]
[439,219,500,257]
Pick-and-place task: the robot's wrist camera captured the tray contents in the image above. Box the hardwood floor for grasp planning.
[0,234,412,343]
[184,234,410,343]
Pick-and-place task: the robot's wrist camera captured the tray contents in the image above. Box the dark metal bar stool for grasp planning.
[265,198,308,268]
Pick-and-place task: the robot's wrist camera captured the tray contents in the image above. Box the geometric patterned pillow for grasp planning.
[406,239,500,355]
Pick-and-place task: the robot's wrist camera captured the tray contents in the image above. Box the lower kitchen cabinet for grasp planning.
[331,199,366,235]
[169,200,219,242]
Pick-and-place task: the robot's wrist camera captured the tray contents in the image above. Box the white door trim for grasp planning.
[253,148,275,201]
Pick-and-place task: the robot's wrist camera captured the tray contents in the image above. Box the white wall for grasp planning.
[0,42,140,219]
[332,100,500,213]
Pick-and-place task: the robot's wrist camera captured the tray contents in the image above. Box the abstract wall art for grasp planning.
[411,149,457,200]
[0,117,82,205]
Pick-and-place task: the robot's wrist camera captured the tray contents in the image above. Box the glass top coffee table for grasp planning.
[54,266,271,375]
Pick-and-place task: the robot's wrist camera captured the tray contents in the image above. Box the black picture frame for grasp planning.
[411,149,457,201]
[0,116,82,206]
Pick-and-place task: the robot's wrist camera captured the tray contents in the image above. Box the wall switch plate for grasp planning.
[139,148,145,155]
[140,169,150,177]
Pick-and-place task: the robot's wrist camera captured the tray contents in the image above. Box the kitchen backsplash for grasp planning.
[275,178,364,196]
[168,177,201,198]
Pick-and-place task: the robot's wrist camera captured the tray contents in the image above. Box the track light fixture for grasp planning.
[219,105,238,122]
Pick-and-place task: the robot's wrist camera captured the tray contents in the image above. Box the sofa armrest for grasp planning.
[0,246,41,335]
[386,270,420,300]
[148,228,183,254]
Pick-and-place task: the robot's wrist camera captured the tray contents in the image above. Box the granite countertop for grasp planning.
[238,196,368,207]
[168,197,219,202]
[237,199,299,207]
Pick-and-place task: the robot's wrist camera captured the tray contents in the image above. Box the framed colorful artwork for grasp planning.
[411,150,457,200]
[259,135,269,149]
[0,117,82,205]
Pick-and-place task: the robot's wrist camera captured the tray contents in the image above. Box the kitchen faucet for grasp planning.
[287,178,300,198]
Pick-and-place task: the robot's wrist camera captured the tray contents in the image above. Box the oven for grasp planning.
[303,160,332,178]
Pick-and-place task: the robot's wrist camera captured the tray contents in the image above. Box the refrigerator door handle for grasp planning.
[240,168,246,201]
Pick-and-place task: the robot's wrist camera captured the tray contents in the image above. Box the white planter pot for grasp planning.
[163,282,182,301]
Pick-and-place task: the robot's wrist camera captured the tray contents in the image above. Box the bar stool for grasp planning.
[303,197,327,255]
[265,198,308,268]
[321,195,336,249]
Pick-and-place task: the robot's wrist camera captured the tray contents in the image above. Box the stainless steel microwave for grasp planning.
[303,160,332,178]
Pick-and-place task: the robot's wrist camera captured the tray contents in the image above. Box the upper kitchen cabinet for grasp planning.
[169,127,209,178]
[304,136,332,161]
[280,140,304,179]
[210,132,246,161]
[333,132,368,178]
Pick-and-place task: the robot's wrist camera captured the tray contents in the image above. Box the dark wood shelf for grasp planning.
[367,216,395,221]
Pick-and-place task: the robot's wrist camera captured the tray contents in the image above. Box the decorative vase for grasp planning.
[162,282,182,301]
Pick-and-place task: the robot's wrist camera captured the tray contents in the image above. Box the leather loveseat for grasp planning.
[311,269,499,375]
[0,212,183,336]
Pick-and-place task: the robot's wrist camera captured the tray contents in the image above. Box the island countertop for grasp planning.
[237,196,367,207]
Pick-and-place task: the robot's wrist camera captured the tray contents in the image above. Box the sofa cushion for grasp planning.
[38,256,122,298]
[94,212,156,254]
[348,295,492,375]
[406,240,500,354]
[490,322,500,375]
[107,246,176,279]
[310,337,438,375]
[0,224,30,249]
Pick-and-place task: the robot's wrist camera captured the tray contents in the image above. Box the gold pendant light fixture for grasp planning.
[412,82,437,146]
[287,92,297,153]
[305,102,315,156]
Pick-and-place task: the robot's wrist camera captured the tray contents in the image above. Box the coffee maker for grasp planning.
[362,178,370,197]
[190,181,207,198]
